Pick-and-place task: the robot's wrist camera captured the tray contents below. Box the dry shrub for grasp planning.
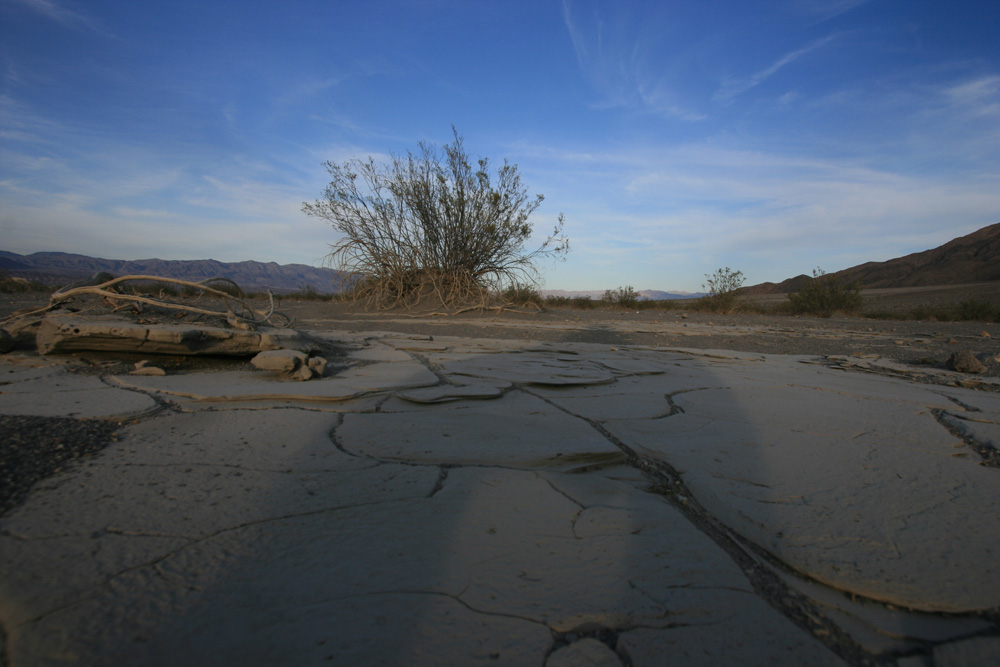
[788,268,863,318]
[302,128,568,311]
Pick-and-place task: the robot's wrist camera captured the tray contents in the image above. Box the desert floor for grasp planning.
[2,287,999,665]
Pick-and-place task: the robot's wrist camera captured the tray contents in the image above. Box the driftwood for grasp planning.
[1,273,308,357]
[36,314,317,356]
[48,274,291,328]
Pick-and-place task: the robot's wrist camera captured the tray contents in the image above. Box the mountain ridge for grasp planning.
[0,251,350,294]
[742,222,1000,295]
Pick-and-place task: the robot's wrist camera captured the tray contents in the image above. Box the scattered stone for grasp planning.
[251,349,308,373]
[307,356,328,377]
[290,364,315,381]
[250,350,328,381]
[0,328,14,353]
[981,331,991,339]
[131,361,166,377]
[946,350,986,374]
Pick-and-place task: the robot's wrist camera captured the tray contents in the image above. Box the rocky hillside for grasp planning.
[0,252,350,294]
[743,221,1000,294]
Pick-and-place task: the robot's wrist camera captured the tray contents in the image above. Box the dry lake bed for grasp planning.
[1,298,999,665]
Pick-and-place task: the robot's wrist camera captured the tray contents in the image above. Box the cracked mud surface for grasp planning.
[1,304,999,665]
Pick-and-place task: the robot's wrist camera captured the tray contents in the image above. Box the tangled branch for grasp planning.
[2,274,293,333]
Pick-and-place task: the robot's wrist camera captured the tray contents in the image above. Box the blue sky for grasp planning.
[2,0,998,292]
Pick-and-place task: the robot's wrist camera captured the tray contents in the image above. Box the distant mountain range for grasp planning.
[5,221,998,298]
[0,250,706,299]
[0,251,350,294]
[541,289,703,301]
[742,221,1000,295]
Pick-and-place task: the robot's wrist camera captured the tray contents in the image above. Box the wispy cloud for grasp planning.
[792,0,871,24]
[945,75,1000,116]
[5,0,104,32]
[518,138,1000,288]
[560,0,704,120]
[715,33,840,101]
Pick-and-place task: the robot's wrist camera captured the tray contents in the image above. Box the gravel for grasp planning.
[0,415,120,517]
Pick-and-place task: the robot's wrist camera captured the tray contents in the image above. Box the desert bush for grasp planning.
[957,298,1000,323]
[788,268,863,318]
[546,295,599,309]
[500,283,542,306]
[701,267,745,313]
[302,127,568,310]
[602,285,640,309]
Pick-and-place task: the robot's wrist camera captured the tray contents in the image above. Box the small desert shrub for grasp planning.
[602,285,640,309]
[701,267,745,313]
[788,268,863,318]
[501,283,542,306]
[570,295,597,309]
[957,298,1000,323]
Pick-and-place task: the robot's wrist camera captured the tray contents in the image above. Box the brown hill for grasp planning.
[743,221,1000,294]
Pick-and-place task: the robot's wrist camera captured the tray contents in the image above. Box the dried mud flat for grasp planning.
[273,292,1000,378]
[2,289,1000,666]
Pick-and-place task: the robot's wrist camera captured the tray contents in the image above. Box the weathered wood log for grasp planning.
[36,314,318,356]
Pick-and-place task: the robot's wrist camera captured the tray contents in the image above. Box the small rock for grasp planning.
[981,331,991,339]
[131,366,166,376]
[307,356,328,377]
[0,328,14,354]
[251,349,307,373]
[948,338,958,345]
[545,638,622,667]
[947,350,986,374]
[290,364,315,381]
